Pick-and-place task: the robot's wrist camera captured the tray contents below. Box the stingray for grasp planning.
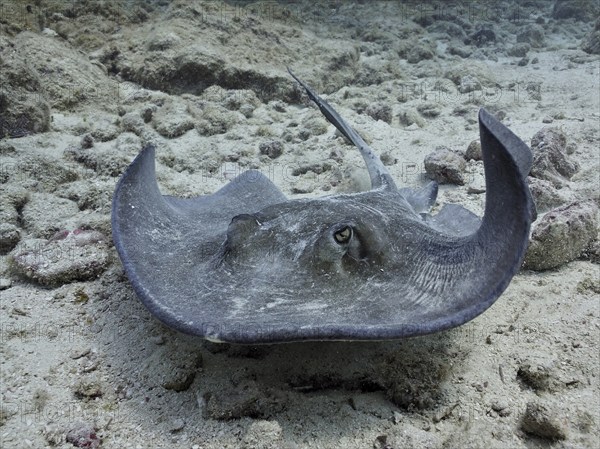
[112,70,535,344]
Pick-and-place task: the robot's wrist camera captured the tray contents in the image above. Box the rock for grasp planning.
[301,115,329,136]
[517,25,545,48]
[0,223,20,254]
[524,201,598,271]
[448,45,472,58]
[168,418,185,433]
[416,102,441,118]
[552,0,598,21]
[121,45,291,102]
[64,146,130,178]
[241,420,283,449]
[445,63,496,93]
[397,109,426,128]
[518,57,529,67]
[424,147,466,185]
[427,21,467,39]
[3,153,80,191]
[191,104,239,136]
[11,230,110,286]
[291,178,316,194]
[465,140,482,161]
[577,276,600,293]
[57,179,115,213]
[398,38,435,64]
[542,116,554,124]
[139,346,202,392]
[527,178,567,213]
[467,29,496,47]
[517,355,561,392]
[491,399,512,417]
[582,18,600,55]
[151,100,195,138]
[203,380,285,420]
[520,400,567,440]
[380,151,397,166]
[73,377,104,399]
[21,194,80,238]
[259,140,284,159]
[582,239,600,264]
[0,35,51,138]
[467,172,486,194]
[148,32,181,51]
[13,32,109,111]
[507,43,531,57]
[80,134,94,149]
[365,103,392,124]
[530,127,579,187]
[65,422,101,448]
[0,278,11,290]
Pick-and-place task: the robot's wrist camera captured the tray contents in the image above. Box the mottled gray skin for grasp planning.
[112,72,535,343]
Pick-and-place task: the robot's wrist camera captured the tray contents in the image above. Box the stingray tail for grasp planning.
[287,68,396,191]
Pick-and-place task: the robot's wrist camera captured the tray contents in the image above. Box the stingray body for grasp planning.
[112,71,535,343]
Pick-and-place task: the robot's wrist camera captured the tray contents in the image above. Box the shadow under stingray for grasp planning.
[95,270,472,438]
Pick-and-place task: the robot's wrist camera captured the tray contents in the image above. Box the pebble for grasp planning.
[73,378,104,399]
[467,171,486,194]
[491,399,511,417]
[465,140,482,161]
[448,45,472,58]
[517,355,560,392]
[10,230,110,286]
[530,127,579,187]
[416,102,441,118]
[0,278,12,290]
[291,178,316,194]
[397,109,425,128]
[424,146,466,185]
[380,151,397,166]
[520,400,567,440]
[65,422,101,448]
[525,201,598,271]
[507,43,530,58]
[149,335,166,345]
[258,140,284,159]
[80,133,94,149]
[365,103,392,124]
[169,418,185,433]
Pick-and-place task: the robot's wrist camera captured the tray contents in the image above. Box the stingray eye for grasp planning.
[333,226,352,244]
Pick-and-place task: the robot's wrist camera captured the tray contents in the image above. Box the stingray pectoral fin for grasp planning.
[409,109,534,336]
[457,108,534,313]
[425,203,481,237]
[112,144,290,336]
[399,181,438,213]
[112,145,286,234]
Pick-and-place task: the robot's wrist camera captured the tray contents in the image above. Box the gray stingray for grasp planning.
[111,71,535,344]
